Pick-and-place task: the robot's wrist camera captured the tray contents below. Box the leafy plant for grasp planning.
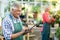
[4,1,14,13]
[17,0,21,1]
[52,1,57,6]
[49,10,53,14]
[32,5,40,13]
[57,10,60,14]
[4,1,10,13]
[42,1,49,5]
[56,27,60,39]
[30,0,34,2]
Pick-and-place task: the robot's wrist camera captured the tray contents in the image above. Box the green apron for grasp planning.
[9,14,23,40]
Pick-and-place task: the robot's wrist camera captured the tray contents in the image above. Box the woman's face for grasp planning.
[12,6,22,18]
[45,6,50,12]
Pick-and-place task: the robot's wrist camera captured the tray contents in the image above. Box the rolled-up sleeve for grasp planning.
[2,19,12,40]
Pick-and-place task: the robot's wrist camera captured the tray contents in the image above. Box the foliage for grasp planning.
[17,0,21,1]
[52,1,57,6]
[4,1,14,13]
[4,5,10,12]
[30,0,34,2]
[49,10,53,14]
[56,27,60,39]
[57,10,60,14]
[32,5,40,13]
[42,1,49,5]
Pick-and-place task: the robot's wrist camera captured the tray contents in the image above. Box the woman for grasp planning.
[42,6,55,40]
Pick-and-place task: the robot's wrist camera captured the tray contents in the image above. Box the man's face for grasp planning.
[12,6,21,18]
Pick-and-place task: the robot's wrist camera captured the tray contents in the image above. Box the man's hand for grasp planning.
[22,27,29,33]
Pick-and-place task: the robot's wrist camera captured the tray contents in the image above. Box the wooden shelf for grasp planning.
[24,33,35,40]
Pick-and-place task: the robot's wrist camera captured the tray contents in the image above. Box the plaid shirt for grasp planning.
[2,14,22,40]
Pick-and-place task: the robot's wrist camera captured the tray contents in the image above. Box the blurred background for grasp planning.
[0,0,60,40]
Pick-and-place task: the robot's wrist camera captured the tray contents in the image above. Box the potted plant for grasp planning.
[54,10,60,27]
[55,10,60,38]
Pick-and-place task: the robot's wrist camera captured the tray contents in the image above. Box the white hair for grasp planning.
[10,1,21,11]
[44,5,50,10]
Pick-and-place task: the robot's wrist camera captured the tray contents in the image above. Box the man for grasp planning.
[42,6,54,40]
[2,2,29,40]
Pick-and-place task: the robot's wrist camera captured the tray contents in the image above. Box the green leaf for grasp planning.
[57,10,60,14]
[56,27,60,38]
[32,5,40,13]
[52,1,57,6]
